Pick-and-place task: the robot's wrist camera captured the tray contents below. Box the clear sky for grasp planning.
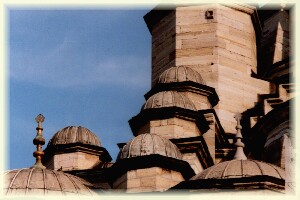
[8,8,152,169]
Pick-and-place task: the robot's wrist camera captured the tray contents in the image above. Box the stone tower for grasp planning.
[112,3,293,193]
[144,4,271,135]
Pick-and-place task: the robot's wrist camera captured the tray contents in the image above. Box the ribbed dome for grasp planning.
[118,133,183,160]
[4,168,96,195]
[48,126,101,147]
[191,160,285,180]
[157,66,206,85]
[142,91,196,111]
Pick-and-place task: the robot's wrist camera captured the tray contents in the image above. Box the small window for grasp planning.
[205,10,214,19]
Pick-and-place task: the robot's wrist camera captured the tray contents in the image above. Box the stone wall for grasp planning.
[150,4,270,134]
[182,153,204,174]
[136,117,201,139]
[152,11,176,86]
[51,152,99,171]
[178,5,269,134]
[113,167,184,192]
[261,10,289,69]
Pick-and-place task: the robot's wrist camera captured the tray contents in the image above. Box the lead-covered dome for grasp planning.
[4,168,96,195]
[142,91,196,111]
[191,159,285,180]
[157,66,206,85]
[118,133,183,160]
[48,126,101,147]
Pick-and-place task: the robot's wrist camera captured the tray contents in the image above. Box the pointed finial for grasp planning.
[233,113,247,160]
[234,113,242,122]
[31,114,46,169]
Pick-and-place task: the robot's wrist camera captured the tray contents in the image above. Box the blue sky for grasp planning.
[8,8,152,169]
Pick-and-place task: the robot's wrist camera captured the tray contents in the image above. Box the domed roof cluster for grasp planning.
[4,168,96,195]
[191,159,285,180]
[48,126,101,147]
[118,133,182,160]
[142,91,196,111]
[157,66,206,85]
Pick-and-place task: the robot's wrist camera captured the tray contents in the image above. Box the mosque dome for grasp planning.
[157,66,206,85]
[4,168,96,195]
[172,159,286,190]
[47,126,101,147]
[142,91,196,111]
[188,113,285,186]
[118,133,183,160]
[191,159,285,181]
[191,114,285,181]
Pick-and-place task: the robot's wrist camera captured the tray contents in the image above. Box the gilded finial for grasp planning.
[31,114,46,169]
[35,114,45,128]
[233,113,247,160]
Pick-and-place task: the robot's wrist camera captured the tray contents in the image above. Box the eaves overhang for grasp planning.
[129,107,209,137]
[43,142,112,163]
[108,154,195,186]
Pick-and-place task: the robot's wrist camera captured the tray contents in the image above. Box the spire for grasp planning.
[31,114,46,169]
[233,113,247,160]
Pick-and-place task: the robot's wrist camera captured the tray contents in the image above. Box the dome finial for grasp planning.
[31,114,46,169]
[233,113,247,160]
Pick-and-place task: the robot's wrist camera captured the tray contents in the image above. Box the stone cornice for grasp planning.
[143,6,175,34]
[144,3,262,37]
[129,107,210,137]
[43,143,112,163]
[221,3,262,38]
[170,136,214,169]
[108,154,195,186]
